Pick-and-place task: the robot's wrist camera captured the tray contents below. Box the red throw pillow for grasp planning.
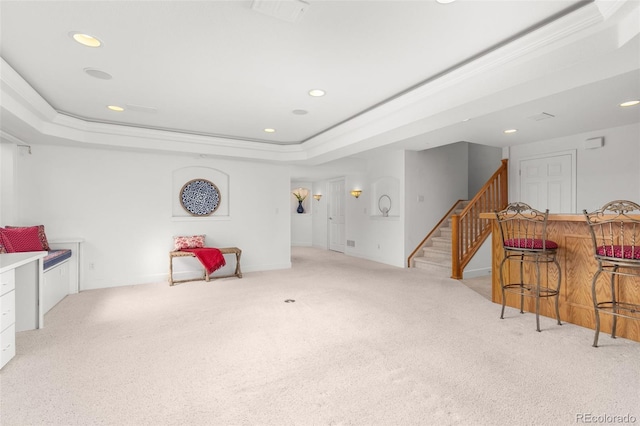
[5,225,50,250]
[0,227,46,253]
[0,229,13,252]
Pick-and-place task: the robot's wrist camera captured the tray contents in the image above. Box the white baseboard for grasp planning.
[80,261,293,290]
[463,267,492,279]
[291,242,313,247]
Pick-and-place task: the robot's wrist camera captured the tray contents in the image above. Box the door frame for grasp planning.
[328,177,346,252]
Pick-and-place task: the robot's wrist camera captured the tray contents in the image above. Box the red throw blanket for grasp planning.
[182,248,226,274]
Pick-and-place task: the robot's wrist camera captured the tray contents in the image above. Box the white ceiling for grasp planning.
[0,0,639,165]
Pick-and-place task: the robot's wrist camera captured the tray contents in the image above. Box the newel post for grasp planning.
[501,158,509,208]
[451,214,462,279]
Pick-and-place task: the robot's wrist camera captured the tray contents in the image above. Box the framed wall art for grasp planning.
[179,178,221,216]
[172,166,230,219]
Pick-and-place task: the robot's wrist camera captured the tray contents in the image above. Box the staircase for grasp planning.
[408,159,509,278]
[411,201,467,273]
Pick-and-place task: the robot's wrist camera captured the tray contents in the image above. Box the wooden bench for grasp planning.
[168,247,242,286]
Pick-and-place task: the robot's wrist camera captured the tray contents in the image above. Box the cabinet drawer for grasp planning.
[0,270,16,297]
[1,290,16,332]
[0,323,16,369]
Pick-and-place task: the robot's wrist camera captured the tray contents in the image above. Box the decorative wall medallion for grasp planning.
[180,179,221,216]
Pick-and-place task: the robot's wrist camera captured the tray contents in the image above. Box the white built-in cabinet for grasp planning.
[0,269,16,369]
[0,252,47,370]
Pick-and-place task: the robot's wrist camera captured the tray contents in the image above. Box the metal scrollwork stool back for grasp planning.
[495,202,562,332]
[583,200,640,347]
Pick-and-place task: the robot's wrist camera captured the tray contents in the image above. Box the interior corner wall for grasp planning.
[14,144,292,290]
[405,143,469,262]
[344,150,405,267]
[0,140,18,226]
[468,143,503,195]
[507,122,640,213]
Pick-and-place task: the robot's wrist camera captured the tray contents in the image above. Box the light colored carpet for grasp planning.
[459,275,492,300]
[1,247,638,426]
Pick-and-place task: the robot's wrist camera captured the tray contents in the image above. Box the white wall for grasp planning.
[13,144,292,290]
[405,143,469,261]
[305,150,406,267]
[304,142,499,271]
[349,150,405,267]
[4,124,637,292]
[468,143,503,196]
[508,123,640,212]
[0,140,18,226]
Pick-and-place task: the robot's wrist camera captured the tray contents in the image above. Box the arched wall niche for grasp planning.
[371,176,399,218]
[291,186,311,214]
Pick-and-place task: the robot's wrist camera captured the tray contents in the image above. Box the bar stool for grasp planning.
[583,200,640,347]
[494,202,562,332]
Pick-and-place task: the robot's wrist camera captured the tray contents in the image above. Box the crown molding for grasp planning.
[0,130,27,146]
[1,0,635,164]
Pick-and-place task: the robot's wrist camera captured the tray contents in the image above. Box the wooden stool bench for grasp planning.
[168,247,242,286]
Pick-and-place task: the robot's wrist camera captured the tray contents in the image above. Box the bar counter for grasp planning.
[480,213,640,343]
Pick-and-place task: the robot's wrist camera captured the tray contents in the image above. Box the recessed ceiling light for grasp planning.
[308,89,325,97]
[620,100,640,107]
[504,129,518,134]
[462,118,470,122]
[83,68,112,80]
[264,128,276,133]
[292,109,308,115]
[436,0,457,4]
[69,32,102,48]
[107,105,124,112]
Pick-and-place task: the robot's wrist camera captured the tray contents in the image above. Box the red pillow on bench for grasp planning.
[0,226,47,253]
[5,225,50,250]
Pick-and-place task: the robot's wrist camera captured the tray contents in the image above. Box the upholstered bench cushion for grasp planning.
[596,245,640,260]
[43,249,72,270]
[503,238,558,250]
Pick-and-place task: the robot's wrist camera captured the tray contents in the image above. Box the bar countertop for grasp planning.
[480,212,640,221]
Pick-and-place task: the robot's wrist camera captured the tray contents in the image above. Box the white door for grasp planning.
[328,178,345,252]
[519,151,575,213]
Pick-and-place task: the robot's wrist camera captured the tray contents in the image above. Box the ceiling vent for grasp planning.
[527,112,556,121]
[83,68,112,80]
[251,0,309,23]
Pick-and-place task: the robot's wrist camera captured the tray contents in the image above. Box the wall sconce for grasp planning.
[350,190,362,199]
[313,194,322,201]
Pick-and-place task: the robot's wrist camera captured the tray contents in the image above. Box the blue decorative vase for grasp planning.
[297,201,304,214]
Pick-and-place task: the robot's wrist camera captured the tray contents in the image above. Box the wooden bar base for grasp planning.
[481,213,640,343]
